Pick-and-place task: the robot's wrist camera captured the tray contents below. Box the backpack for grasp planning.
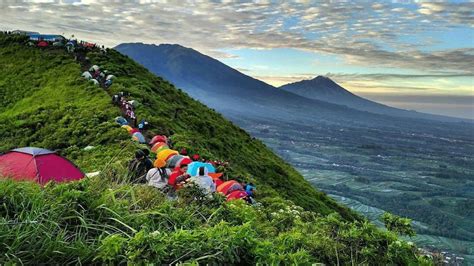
[158,168,174,193]
[158,168,169,182]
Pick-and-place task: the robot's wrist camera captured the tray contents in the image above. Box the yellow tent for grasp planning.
[157,149,179,162]
[121,125,133,133]
[151,142,168,153]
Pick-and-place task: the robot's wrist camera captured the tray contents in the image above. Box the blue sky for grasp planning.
[0,0,473,118]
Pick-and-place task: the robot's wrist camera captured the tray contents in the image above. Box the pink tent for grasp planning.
[0,147,85,185]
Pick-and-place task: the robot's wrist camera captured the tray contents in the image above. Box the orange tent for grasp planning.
[151,142,168,153]
[209,173,224,187]
[217,180,243,196]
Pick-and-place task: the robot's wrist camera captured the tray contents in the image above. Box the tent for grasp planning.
[29,34,65,42]
[132,132,146,143]
[129,128,140,135]
[53,41,64,47]
[121,125,133,133]
[82,71,92,80]
[89,65,100,72]
[165,155,192,169]
[176,157,192,169]
[115,116,128,126]
[128,100,139,108]
[186,162,216,176]
[209,173,224,187]
[226,190,248,201]
[217,180,243,195]
[151,142,168,153]
[90,79,99,86]
[0,147,84,185]
[106,75,115,80]
[37,41,49,47]
[149,135,167,146]
[84,42,95,48]
[157,149,179,162]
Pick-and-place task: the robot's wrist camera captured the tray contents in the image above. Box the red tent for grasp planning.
[37,41,49,47]
[226,190,248,201]
[129,128,140,135]
[0,147,85,185]
[149,135,168,146]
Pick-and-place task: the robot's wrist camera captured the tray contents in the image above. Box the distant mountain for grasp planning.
[115,43,467,123]
[115,43,372,122]
[280,76,460,121]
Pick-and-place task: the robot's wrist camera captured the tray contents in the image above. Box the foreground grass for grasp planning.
[0,175,430,265]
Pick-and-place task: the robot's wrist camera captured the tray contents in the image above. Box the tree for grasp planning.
[381,212,416,237]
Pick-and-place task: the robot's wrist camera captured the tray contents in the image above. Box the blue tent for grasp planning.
[186,162,216,176]
[115,116,128,126]
[29,34,65,42]
[132,132,146,144]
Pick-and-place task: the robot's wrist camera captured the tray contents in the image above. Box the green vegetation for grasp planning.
[0,33,430,264]
[0,177,430,264]
[382,212,416,237]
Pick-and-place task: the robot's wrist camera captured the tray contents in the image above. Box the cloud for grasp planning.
[325,72,474,81]
[0,1,472,77]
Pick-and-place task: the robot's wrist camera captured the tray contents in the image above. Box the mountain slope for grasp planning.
[0,34,349,216]
[115,43,467,123]
[280,75,464,121]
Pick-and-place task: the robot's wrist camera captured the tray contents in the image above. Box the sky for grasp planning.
[1,0,473,118]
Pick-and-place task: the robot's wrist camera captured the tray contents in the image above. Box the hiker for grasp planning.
[141,148,154,169]
[168,164,190,190]
[146,158,172,191]
[192,154,200,162]
[112,94,120,105]
[180,148,188,156]
[245,182,256,197]
[127,150,153,183]
[98,72,106,82]
[138,119,149,130]
[105,79,113,88]
[189,167,216,195]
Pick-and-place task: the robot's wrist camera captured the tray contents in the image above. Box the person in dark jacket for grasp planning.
[127,150,153,183]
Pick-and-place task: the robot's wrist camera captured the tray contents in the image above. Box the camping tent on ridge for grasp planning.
[0,147,85,185]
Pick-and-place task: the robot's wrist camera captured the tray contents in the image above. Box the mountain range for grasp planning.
[115,43,468,123]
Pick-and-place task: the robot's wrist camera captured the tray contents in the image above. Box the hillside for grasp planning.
[280,76,465,122]
[0,33,429,264]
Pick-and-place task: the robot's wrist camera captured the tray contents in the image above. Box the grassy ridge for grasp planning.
[0,33,352,218]
[0,33,428,264]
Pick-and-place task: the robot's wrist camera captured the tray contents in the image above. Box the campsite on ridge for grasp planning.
[0,31,436,264]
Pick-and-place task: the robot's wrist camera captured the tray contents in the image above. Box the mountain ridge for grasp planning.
[116,42,469,123]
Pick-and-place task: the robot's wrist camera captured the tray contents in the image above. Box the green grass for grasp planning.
[0,177,430,265]
[0,33,431,264]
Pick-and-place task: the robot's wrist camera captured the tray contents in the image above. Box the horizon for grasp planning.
[1,0,472,119]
